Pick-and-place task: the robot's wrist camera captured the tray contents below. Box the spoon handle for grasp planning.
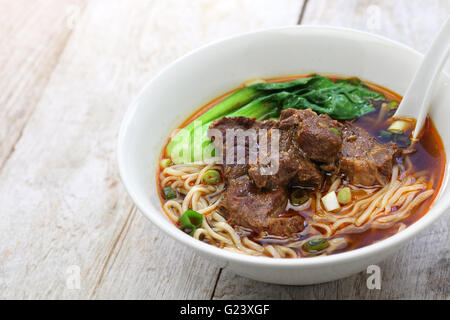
[394,17,450,139]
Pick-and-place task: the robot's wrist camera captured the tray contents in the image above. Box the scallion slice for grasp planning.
[337,187,352,204]
[303,238,329,253]
[201,169,220,185]
[290,189,308,206]
[389,101,399,108]
[178,210,203,235]
[163,186,176,200]
[379,130,393,139]
[160,158,172,168]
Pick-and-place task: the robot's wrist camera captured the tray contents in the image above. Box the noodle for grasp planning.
[160,162,435,258]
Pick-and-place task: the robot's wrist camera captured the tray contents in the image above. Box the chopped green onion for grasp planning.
[395,134,411,148]
[290,189,308,205]
[378,130,411,148]
[160,158,172,168]
[389,101,399,108]
[201,169,220,185]
[321,191,340,211]
[163,186,176,200]
[331,127,341,136]
[337,187,352,204]
[379,130,393,139]
[388,120,409,133]
[178,209,203,235]
[303,238,329,253]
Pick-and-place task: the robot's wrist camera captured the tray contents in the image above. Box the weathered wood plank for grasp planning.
[0,0,86,170]
[301,0,450,54]
[0,0,303,299]
[90,0,304,300]
[212,0,450,300]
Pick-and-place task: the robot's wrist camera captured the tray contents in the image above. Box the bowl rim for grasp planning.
[118,25,449,268]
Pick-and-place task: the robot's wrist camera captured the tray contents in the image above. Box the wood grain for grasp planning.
[90,0,304,300]
[301,0,450,54]
[212,0,450,300]
[0,0,303,299]
[0,0,86,171]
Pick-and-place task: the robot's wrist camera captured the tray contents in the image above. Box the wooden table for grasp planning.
[1,0,448,299]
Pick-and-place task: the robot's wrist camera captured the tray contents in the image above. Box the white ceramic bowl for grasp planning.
[118,26,450,285]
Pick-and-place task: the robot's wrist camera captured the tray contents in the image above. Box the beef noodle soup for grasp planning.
[157,75,445,258]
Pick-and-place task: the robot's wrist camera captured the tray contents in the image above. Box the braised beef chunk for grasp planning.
[294,157,324,187]
[248,148,323,189]
[339,122,400,186]
[221,175,305,236]
[208,108,400,236]
[208,109,340,235]
[209,116,256,132]
[247,150,299,189]
[208,109,339,189]
[280,109,342,164]
[223,165,248,180]
[248,117,323,189]
[208,116,256,179]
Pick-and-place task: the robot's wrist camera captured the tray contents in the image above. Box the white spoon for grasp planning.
[393,17,450,139]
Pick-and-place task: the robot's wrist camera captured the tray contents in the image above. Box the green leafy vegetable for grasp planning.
[250,76,325,91]
[379,130,393,139]
[193,86,263,124]
[378,130,411,148]
[282,77,383,119]
[166,86,262,163]
[166,75,385,163]
[178,210,203,235]
[389,101,399,108]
